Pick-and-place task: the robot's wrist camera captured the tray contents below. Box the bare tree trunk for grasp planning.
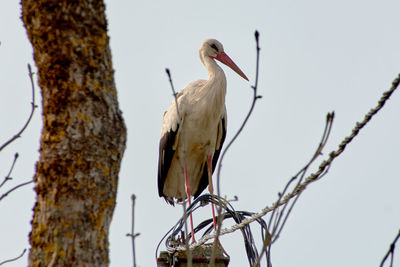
[21,1,127,266]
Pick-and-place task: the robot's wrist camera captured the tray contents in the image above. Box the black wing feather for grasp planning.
[158,125,179,202]
[211,116,227,173]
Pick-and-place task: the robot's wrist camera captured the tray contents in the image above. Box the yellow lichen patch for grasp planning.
[53,227,60,237]
[93,33,107,54]
[98,189,105,196]
[110,149,118,156]
[36,223,48,236]
[75,157,84,168]
[99,32,107,47]
[82,45,89,57]
[69,81,81,92]
[89,58,97,68]
[106,198,115,207]
[49,130,66,142]
[76,112,91,124]
[94,137,102,145]
[89,212,96,224]
[77,112,85,121]
[43,242,56,262]
[84,114,91,124]
[80,176,88,188]
[97,162,110,176]
[80,241,86,248]
[58,249,66,259]
[98,228,105,239]
[93,81,102,91]
[65,232,74,239]
[94,211,104,231]
[104,255,109,264]
[96,228,106,248]
[86,76,93,85]
[92,194,98,203]
[94,198,115,231]
[61,219,72,229]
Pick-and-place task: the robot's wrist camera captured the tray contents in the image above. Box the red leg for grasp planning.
[207,155,217,231]
[184,163,196,243]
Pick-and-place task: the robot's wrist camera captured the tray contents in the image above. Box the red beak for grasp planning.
[215,51,249,81]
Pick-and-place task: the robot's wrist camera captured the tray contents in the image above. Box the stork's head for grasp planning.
[199,39,249,81]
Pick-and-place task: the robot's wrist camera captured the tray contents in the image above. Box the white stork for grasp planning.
[158,39,248,242]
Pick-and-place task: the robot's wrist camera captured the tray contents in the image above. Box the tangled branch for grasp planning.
[157,194,269,265]
[185,73,400,254]
[258,112,334,266]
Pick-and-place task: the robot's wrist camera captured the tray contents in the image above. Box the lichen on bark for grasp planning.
[21,1,127,266]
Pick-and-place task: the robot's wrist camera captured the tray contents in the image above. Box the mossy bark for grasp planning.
[21,1,127,266]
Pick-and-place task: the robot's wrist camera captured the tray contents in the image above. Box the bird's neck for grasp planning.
[194,57,226,119]
[203,57,227,97]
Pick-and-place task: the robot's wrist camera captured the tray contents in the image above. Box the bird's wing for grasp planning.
[193,108,227,199]
[212,107,227,173]
[158,92,184,201]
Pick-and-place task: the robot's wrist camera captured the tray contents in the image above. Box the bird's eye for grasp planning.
[210,44,218,52]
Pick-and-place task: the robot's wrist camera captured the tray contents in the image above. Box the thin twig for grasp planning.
[0,248,27,266]
[269,113,334,241]
[165,69,182,120]
[0,180,33,201]
[211,29,262,265]
[0,64,37,152]
[216,30,261,199]
[182,73,400,251]
[165,69,193,267]
[255,113,335,267]
[380,229,400,267]
[126,194,140,267]
[0,153,19,188]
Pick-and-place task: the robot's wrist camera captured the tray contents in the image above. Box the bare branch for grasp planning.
[0,248,27,266]
[126,194,140,267]
[255,112,334,266]
[184,72,400,253]
[380,228,400,267]
[270,113,334,239]
[0,153,19,189]
[164,69,193,266]
[165,68,182,120]
[0,64,37,152]
[160,194,268,265]
[211,29,262,265]
[216,30,261,199]
[0,180,33,201]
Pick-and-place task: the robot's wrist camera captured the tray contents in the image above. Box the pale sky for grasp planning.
[1,0,400,266]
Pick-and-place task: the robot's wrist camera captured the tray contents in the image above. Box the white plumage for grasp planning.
[158,39,248,206]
